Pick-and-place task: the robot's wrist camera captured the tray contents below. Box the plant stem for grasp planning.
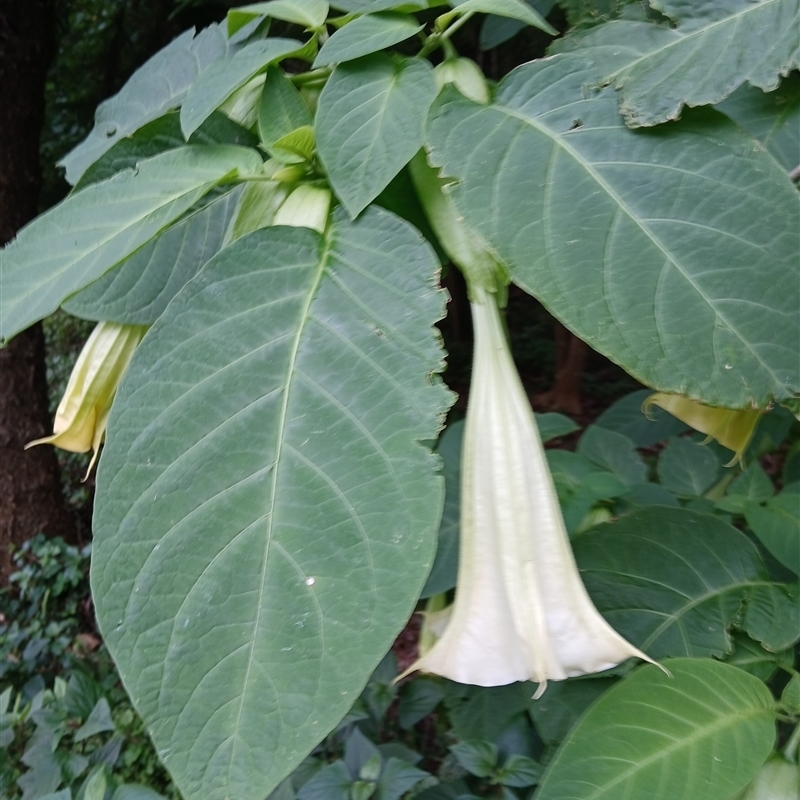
[419,10,475,57]
[290,68,331,86]
[785,721,800,763]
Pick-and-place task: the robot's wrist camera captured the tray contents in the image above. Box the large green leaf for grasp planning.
[552,0,800,127]
[62,188,242,325]
[76,111,258,190]
[535,659,776,800]
[573,506,800,656]
[317,54,437,217]
[0,146,262,344]
[234,0,330,29]
[59,25,229,185]
[746,494,800,576]
[314,12,424,67]
[181,38,303,137]
[91,207,452,800]
[717,74,800,173]
[425,57,800,409]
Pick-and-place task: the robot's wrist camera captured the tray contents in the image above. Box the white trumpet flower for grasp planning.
[409,286,655,695]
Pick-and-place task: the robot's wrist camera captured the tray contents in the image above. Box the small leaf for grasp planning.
[1,146,262,343]
[495,754,541,788]
[443,683,529,741]
[594,388,687,447]
[726,632,792,682]
[398,679,444,729]
[781,674,800,713]
[529,677,617,746]
[74,697,115,742]
[728,462,775,504]
[535,412,579,442]
[59,25,229,184]
[314,13,424,67]
[317,53,437,216]
[657,436,721,496]
[298,762,353,800]
[347,729,382,779]
[181,38,303,137]
[375,759,429,800]
[450,741,498,778]
[535,659,776,800]
[576,426,646,486]
[235,0,330,29]
[259,66,314,149]
[269,125,316,163]
[450,0,556,35]
[746,494,800,575]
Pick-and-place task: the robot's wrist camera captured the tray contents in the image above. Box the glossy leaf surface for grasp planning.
[574,507,800,656]
[426,57,800,409]
[91,207,452,800]
[535,659,776,800]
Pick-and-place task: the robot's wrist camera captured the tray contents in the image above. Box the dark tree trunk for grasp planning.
[0,0,75,583]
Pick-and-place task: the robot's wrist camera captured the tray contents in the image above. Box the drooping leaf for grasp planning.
[552,1,800,127]
[0,146,262,343]
[535,659,776,800]
[480,0,556,49]
[450,0,556,34]
[59,25,229,185]
[314,13,424,67]
[258,66,314,149]
[317,54,437,217]
[77,111,258,190]
[91,207,452,800]
[573,506,799,657]
[329,0,433,11]
[62,188,242,325]
[656,436,721,496]
[234,0,330,29]
[426,58,800,409]
[181,38,303,137]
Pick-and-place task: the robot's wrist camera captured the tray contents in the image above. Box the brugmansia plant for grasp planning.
[1,1,798,798]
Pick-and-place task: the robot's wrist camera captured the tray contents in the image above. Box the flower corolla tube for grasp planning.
[27,321,146,477]
[408,286,656,695]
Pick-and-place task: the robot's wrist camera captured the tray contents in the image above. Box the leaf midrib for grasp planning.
[489,99,787,393]
[224,232,330,791]
[610,0,789,83]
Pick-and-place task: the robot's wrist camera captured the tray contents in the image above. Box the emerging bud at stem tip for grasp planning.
[27,321,146,478]
[405,285,657,696]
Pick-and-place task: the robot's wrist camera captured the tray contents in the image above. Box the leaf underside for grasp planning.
[426,55,800,409]
[91,207,452,800]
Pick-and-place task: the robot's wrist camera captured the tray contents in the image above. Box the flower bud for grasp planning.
[273,184,331,234]
[434,57,491,105]
[733,756,799,800]
[27,322,146,477]
[644,393,760,466]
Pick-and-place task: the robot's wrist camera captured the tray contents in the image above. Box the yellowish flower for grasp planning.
[645,393,761,466]
[407,286,655,695]
[27,321,146,477]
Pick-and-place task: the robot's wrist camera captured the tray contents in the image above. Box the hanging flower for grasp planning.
[406,286,655,696]
[27,321,146,477]
[644,393,761,466]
